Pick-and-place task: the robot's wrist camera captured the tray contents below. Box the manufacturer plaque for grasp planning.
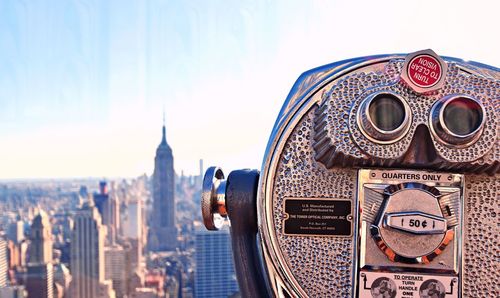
[283,198,353,236]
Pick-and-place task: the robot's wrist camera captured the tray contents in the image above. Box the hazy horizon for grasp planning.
[1,0,499,179]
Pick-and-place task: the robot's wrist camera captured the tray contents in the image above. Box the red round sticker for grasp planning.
[407,54,442,88]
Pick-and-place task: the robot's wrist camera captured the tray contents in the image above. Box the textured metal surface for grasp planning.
[272,112,357,297]
[313,59,500,174]
[463,175,500,297]
[256,54,499,297]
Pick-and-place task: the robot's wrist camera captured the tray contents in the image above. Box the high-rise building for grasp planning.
[196,158,204,187]
[0,238,8,288]
[69,199,115,298]
[7,240,19,270]
[18,240,29,268]
[131,239,143,270]
[53,261,72,297]
[26,209,54,298]
[108,182,122,239]
[94,181,120,244]
[123,198,142,241]
[28,210,52,264]
[194,227,239,298]
[148,123,177,251]
[104,245,128,298]
[122,197,143,269]
[7,217,24,245]
[199,159,203,179]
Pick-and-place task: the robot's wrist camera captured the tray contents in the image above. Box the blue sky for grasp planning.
[0,0,499,178]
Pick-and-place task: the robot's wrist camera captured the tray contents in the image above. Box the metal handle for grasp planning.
[201,166,228,230]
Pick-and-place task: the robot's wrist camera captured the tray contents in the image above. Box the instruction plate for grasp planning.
[359,271,458,298]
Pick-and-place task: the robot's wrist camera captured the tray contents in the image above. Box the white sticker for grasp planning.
[369,170,454,183]
[385,212,447,235]
[359,271,458,298]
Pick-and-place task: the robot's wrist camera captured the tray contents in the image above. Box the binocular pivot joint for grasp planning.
[201,166,228,230]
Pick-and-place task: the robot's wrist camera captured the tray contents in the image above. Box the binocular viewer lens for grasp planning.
[442,97,484,136]
[368,94,406,131]
[431,95,486,146]
[359,91,486,147]
[358,91,411,144]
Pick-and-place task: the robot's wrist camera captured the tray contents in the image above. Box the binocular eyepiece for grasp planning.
[202,49,499,298]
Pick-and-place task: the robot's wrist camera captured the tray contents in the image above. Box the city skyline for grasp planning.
[0,161,205,297]
[0,1,497,297]
[1,0,499,179]
[0,115,206,297]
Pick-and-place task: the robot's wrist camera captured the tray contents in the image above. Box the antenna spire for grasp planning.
[161,109,167,144]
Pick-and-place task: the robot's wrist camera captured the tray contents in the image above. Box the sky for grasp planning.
[0,0,499,179]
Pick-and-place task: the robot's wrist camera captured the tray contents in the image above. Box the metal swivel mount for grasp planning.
[200,166,270,297]
[201,166,228,230]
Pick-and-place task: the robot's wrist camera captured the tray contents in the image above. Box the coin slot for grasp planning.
[445,205,452,217]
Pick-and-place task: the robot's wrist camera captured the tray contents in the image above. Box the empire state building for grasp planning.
[149,123,177,251]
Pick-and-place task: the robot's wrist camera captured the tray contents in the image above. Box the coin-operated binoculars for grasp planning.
[201,49,499,298]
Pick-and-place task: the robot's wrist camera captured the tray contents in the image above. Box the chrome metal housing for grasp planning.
[255,53,499,297]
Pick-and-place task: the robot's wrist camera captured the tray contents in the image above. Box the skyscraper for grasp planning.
[197,158,204,187]
[104,245,127,298]
[26,209,54,298]
[123,198,142,241]
[53,261,72,297]
[28,210,52,264]
[199,159,203,178]
[94,181,120,244]
[69,199,115,298]
[0,238,7,288]
[122,197,143,269]
[148,122,177,251]
[194,227,239,298]
[7,217,24,245]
